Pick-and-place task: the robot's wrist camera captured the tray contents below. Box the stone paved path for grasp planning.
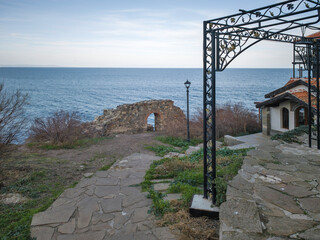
[31,153,176,240]
[220,136,320,239]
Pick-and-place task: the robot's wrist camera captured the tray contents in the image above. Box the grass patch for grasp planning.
[27,136,112,150]
[155,136,202,152]
[145,144,180,157]
[100,160,116,171]
[0,170,66,239]
[142,147,250,218]
[271,125,309,143]
[167,183,202,204]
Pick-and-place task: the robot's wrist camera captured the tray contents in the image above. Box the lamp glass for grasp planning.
[184,80,191,89]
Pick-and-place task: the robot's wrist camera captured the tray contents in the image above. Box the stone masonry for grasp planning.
[220,136,320,239]
[93,100,186,135]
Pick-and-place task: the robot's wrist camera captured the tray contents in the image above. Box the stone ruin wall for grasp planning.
[93,100,186,135]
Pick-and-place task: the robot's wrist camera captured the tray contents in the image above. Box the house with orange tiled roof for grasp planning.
[255,30,320,136]
[255,78,318,135]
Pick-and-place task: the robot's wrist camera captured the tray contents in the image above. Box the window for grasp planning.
[282,108,289,129]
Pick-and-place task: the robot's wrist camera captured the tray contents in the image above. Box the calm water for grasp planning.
[0,67,293,142]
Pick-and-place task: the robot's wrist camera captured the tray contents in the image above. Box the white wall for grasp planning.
[270,100,295,132]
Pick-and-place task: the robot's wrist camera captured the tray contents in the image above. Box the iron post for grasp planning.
[308,44,312,148]
[317,42,320,149]
[184,80,191,142]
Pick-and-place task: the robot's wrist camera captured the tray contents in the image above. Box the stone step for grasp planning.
[163,194,182,202]
[153,183,171,192]
[151,179,174,183]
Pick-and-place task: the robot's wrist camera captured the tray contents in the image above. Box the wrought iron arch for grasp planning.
[203,0,320,204]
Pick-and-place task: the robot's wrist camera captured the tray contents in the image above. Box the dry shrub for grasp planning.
[184,103,260,140]
[29,110,84,144]
[216,103,260,138]
[190,109,203,139]
[0,83,28,150]
[159,209,219,240]
[164,117,186,138]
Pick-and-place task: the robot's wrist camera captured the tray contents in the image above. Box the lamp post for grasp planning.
[184,80,191,142]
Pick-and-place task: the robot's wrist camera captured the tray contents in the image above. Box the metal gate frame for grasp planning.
[203,0,320,203]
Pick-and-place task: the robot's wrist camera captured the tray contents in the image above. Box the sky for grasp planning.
[0,0,319,68]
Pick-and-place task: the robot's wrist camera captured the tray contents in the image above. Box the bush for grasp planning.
[271,125,309,143]
[0,83,28,149]
[188,103,261,139]
[29,110,84,145]
[216,103,260,138]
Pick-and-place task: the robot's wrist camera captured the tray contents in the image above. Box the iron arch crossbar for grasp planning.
[203,0,320,204]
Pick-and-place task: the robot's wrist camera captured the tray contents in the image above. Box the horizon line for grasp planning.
[0,66,293,69]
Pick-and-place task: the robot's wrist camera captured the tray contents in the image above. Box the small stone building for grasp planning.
[256,78,318,135]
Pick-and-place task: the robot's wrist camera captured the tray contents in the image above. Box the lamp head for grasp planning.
[184,80,191,89]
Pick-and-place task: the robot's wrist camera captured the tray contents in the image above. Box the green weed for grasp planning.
[271,125,309,143]
[100,160,116,171]
[147,190,172,217]
[28,136,112,150]
[167,183,202,204]
[145,144,179,157]
[155,136,202,152]
[174,170,203,186]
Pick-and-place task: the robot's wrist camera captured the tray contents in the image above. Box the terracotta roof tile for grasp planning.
[291,90,318,108]
[306,32,320,38]
[285,78,319,87]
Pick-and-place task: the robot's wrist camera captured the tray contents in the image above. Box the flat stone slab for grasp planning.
[151,179,174,183]
[298,224,320,240]
[255,185,304,214]
[101,197,122,213]
[270,184,317,198]
[185,146,201,155]
[220,198,262,233]
[57,230,106,240]
[60,188,86,199]
[298,198,320,213]
[94,186,120,198]
[31,226,55,240]
[153,183,170,192]
[266,216,316,236]
[95,177,119,186]
[132,207,150,223]
[224,135,244,146]
[84,172,94,178]
[164,194,182,201]
[58,218,76,234]
[31,204,76,226]
[77,197,99,228]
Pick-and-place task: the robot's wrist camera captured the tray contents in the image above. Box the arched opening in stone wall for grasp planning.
[146,113,161,131]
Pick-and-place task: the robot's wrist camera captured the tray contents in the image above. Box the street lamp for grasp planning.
[184,80,191,142]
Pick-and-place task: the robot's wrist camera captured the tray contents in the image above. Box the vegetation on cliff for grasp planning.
[0,83,28,152]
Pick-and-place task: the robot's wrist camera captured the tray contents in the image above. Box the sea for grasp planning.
[0,67,294,142]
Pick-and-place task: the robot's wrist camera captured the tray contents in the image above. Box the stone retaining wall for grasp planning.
[93,100,186,135]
